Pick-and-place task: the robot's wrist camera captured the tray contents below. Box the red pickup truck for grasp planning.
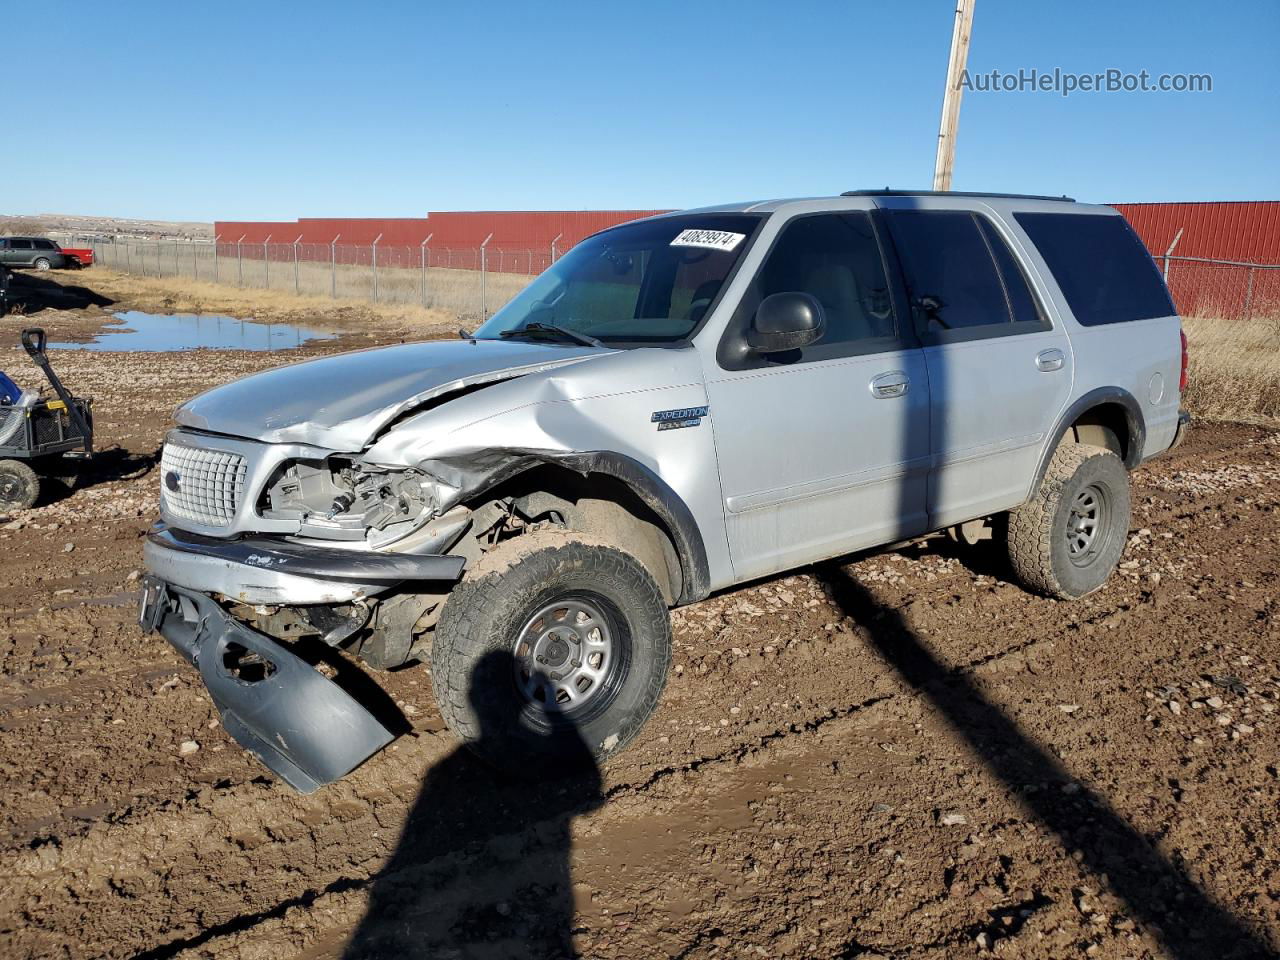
[60,245,94,268]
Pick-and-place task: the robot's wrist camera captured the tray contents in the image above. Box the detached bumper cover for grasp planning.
[144,524,466,605]
[140,578,394,792]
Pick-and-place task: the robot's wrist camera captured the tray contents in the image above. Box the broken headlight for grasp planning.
[260,458,444,546]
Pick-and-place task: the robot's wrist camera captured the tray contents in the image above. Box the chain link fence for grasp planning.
[71,237,557,320]
[54,236,1280,326]
[1161,256,1280,323]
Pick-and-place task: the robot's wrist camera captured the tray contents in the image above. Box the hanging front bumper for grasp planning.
[139,578,395,793]
[143,523,466,606]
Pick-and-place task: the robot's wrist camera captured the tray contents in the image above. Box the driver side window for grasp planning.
[736,212,897,362]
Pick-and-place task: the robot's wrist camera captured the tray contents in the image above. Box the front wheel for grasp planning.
[431,530,671,773]
[33,258,52,271]
[0,459,40,510]
[1007,443,1131,599]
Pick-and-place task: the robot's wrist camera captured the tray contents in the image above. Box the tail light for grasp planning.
[1179,329,1189,393]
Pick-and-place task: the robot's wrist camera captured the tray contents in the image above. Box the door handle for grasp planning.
[870,371,909,399]
[1036,349,1065,372]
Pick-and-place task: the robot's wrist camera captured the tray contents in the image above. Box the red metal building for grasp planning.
[216,201,1280,269]
[1111,201,1280,264]
[213,211,669,254]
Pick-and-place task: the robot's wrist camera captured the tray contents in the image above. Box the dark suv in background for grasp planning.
[0,238,68,271]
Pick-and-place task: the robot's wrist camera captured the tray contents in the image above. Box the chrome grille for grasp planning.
[160,443,248,528]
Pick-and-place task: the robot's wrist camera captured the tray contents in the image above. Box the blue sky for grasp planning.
[8,0,1278,219]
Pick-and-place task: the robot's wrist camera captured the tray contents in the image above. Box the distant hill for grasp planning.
[0,213,214,242]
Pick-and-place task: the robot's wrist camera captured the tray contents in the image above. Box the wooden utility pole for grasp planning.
[933,0,976,191]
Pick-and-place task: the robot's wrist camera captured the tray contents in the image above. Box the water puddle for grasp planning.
[51,311,337,352]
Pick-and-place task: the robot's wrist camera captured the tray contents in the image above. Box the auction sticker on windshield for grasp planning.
[670,229,746,251]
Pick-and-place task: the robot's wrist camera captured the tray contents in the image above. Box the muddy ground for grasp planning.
[0,273,1277,960]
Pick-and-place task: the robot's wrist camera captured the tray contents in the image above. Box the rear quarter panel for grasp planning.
[994,202,1183,485]
[1061,317,1182,458]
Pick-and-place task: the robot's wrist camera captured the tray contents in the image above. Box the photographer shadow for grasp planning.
[817,563,1272,960]
[343,649,603,960]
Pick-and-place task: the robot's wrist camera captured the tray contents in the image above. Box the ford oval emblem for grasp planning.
[164,471,181,493]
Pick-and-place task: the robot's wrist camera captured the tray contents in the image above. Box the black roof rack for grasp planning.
[841,189,1075,202]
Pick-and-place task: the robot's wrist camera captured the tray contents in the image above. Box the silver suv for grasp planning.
[139,191,1190,791]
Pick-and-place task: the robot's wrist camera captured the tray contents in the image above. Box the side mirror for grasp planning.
[747,292,825,353]
[915,294,948,328]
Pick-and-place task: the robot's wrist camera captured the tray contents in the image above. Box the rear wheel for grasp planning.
[33,258,52,271]
[431,529,671,773]
[1007,444,1131,599]
[0,459,40,510]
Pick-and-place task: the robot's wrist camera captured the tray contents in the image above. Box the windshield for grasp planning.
[472,213,763,344]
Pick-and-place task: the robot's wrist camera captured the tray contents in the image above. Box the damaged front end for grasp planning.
[139,336,698,791]
[141,428,486,791]
[140,425,577,791]
[140,513,469,790]
[140,580,399,793]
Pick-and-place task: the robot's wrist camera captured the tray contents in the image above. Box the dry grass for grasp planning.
[76,268,461,337]
[218,257,531,317]
[1182,314,1280,424]
[0,217,49,235]
[92,244,532,319]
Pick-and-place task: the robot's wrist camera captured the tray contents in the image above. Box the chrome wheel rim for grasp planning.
[1066,483,1108,567]
[512,597,614,714]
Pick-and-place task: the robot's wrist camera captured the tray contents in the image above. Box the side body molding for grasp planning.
[1029,386,1147,496]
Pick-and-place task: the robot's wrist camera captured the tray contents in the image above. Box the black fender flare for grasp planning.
[428,448,711,605]
[1031,387,1146,493]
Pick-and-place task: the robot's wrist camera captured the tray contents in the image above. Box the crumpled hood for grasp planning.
[175,338,610,450]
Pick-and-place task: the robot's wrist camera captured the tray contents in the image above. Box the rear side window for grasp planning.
[885,210,1044,336]
[976,218,1042,326]
[34,239,56,250]
[1015,213,1175,325]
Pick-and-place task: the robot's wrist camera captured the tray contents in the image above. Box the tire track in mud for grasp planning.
[2,556,1118,847]
[4,568,1247,960]
[40,622,1089,960]
[3,522,1201,959]
[3,422,1277,958]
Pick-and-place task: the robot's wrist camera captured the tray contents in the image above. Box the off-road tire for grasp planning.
[431,529,671,774]
[33,258,52,271]
[1007,443,1130,599]
[0,459,40,510]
